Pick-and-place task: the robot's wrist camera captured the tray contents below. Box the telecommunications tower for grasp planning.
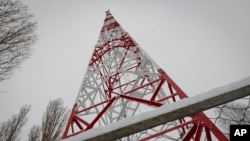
[62,11,228,140]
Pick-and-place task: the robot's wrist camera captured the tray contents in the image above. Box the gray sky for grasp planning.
[1,0,250,140]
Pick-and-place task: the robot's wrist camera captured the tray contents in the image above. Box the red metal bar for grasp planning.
[73,117,84,130]
[156,93,178,102]
[101,21,120,32]
[119,94,162,107]
[194,122,203,141]
[77,98,113,114]
[90,37,138,66]
[86,97,116,130]
[150,78,165,101]
[62,103,77,138]
[140,77,146,86]
[158,69,188,99]
[179,118,188,137]
[100,66,112,98]
[123,78,161,95]
[183,124,197,141]
[113,79,136,90]
[118,50,128,69]
[205,126,212,141]
[196,112,229,141]
[70,122,74,135]
[104,15,114,22]
[74,115,90,127]
[139,120,194,141]
[167,82,176,102]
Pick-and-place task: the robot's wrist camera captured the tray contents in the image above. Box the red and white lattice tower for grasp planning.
[62,11,228,141]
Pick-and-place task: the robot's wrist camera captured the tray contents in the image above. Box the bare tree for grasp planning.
[28,125,41,141]
[0,105,31,141]
[215,101,250,134]
[28,98,68,141]
[0,0,37,81]
[41,98,68,141]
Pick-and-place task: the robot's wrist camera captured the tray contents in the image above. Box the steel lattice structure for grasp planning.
[62,11,228,141]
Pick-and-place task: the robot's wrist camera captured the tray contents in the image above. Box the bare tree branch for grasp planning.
[215,99,250,134]
[0,0,37,81]
[28,125,41,141]
[0,105,31,141]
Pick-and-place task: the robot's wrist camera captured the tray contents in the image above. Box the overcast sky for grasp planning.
[1,0,250,140]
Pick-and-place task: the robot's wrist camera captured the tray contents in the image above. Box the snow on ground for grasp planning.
[61,77,250,141]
